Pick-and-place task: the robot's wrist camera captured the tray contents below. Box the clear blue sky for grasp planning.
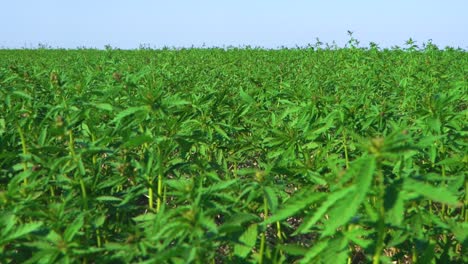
[1,0,467,49]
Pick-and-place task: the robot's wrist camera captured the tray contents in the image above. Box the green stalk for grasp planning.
[156,173,163,213]
[155,145,163,213]
[96,229,102,248]
[276,221,282,242]
[275,221,284,264]
[372,164,386,264]
[148,180,154,210]
[347,224,355,264]
[439,140,447,219]
[80,178,88,210]
[412,245,418,263]
[233,162,238,178]
[69,129,88,210]
[464,178,468,223]
[91,133,97,166]
[441,164,447,218]
[379,113,383,131]
[259,196,269,264]
[68,129,77,160]
[163,185,167,209]
[17,125,29,185]
[342,130,350,169]
[143,142,156,211]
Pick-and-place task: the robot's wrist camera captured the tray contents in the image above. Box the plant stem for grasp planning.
[372,164,386,264]
[259,195,269,264]
[17,125,29,185]
[156,173,163,213]
[412,245,418,263]
[69,129,87,210]
[80,178,88,210]
[276,221,282,242]
[68,129,77,160]
[148,180,154,210]
[464,178,468,223]
[96,229,102,248]
[342,130,350,169]
[441,163,447,219]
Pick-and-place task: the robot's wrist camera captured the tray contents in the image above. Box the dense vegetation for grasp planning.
[0,42,467,263]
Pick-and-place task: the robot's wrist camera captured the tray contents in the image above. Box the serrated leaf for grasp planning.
[427,117,441,133]
[278,244,308,256]
[204,179,237,193]
[0,214,16,237]
[220,213,260,233]
[121,135,153,149]
[344,228,373,248]
[94,103,114,111]
[1,221,43,243]
[404,178,459,205]
[46,230,62,243]
[239,90,255,104]
[304,121,333,140]
[212,124,230,140]
[93,215,106,228]
[300,239,328,263]
[12,91,33,100]
[234,224,258,258]
[387,230,410,247]
[198,213,218,234]
[164,98,190,107]
[96,196,123,202]
[322,156,376,237]
[354,156,376,190]
[297,186,355,234]
[0,118,5,136]
[64,214,83,241]
[384,183,405,226]
[111,106,149,124]
[263,186,278,213]
[266,191,325,224]
[132,213,156,222]
[446,220,468,243]
[321,236,349,264]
